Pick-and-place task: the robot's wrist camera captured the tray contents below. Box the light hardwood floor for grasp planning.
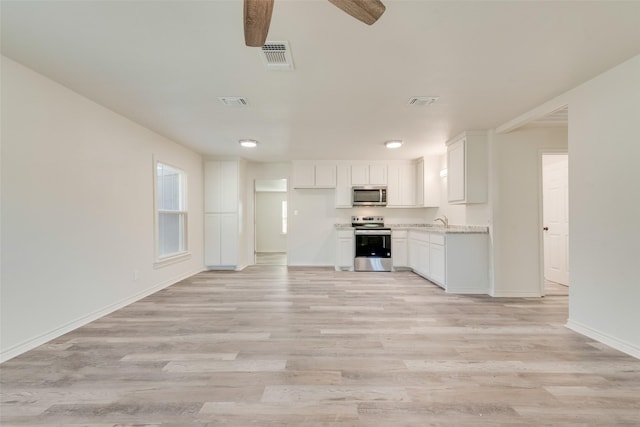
[255,252,287,265]
[2,266,639,426]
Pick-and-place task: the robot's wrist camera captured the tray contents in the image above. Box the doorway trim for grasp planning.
[538,148,569,297]
[253,178,288,265]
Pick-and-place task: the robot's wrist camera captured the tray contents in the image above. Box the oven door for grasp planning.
[354,229,392,272]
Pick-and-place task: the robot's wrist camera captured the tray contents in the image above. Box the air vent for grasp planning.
[408,96,439,106]
[260,41,294,71]
[218,97,249,106]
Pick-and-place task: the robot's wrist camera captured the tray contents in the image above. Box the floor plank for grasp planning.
[1,266,639,425]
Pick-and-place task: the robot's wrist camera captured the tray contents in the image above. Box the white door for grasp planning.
[543,155,569,285]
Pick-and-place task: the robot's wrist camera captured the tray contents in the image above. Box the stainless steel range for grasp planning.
[352,216,392,272]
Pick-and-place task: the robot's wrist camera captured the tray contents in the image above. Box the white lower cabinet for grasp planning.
[391,230,408,268]
[335,229,354,270]
[408,230,429,277]
[407,230,488,294]
[428,234,446,286]
[204,213,238,268]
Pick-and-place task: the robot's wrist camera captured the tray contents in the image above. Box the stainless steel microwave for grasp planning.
[352,186,387,206]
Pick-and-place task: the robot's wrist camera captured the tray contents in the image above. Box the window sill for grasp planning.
[154,252,191,269]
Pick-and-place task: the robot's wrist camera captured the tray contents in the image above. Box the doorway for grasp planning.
[254,179,288,265]
[541,153,569,295]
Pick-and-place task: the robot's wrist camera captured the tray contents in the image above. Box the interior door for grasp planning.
[543,155,569,285]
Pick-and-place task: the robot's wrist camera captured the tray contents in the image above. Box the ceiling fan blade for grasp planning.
[244,0,274,47]
[327,0,386,25]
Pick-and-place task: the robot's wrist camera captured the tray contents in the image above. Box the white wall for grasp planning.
[0,56,204,362]
[490,127,568,297]
[287,189,338,266]
[256,191,287,252]
[564,54,640,357]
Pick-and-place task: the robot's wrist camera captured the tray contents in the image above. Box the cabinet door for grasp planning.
[429,243,445,285]
[220,213,238,266]
[369,164,387,185]
[420,156,441,208]
[408,239,419,270]
[350,164,369,185]
[337,237,354,268]
[399,163,416,206]
[392,238,408,267]
[415,159,425,206]
[292,162,316,188]
[220,161,239,213]
[204,214,222,265]
[408,232,429,275]
[447,138,465,203]
[314,164,337,188]
[204,162,223,212]
[386,164,401,206]
[417,241,430,277]
[335,164,352,207]
[204,161,238,213]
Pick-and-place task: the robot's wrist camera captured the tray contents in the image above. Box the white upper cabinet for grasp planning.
[416,156,440,208]
[335,163,352,208]
[387,162,416,207]
[351,163,387,186]
[292,161,337,188]
[204,160,238,213]
[386,157,439,208]
[446,131,488,204]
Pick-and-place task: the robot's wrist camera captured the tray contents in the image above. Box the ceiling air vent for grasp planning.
[408,96,439,106]
[260,41,294,71]
[218,96,249,106]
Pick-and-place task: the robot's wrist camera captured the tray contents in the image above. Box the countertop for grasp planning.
[335,223,489,234]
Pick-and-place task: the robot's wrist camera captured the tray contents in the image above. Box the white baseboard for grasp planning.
[0,267,204,363]
[492,290,542,297]
[287,262,333,267]
[448,287,491,295]
[566,319,640,360]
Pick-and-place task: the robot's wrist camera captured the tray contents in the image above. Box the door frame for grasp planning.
[537,148,568,297]
[253,178,288,265]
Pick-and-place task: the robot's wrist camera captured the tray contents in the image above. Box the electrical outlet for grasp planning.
[133,270,139,281]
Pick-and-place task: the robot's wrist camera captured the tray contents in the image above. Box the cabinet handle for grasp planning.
[543,227,549,231]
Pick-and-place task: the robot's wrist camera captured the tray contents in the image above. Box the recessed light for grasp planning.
[239,139,258,148]
[385,140,403,149]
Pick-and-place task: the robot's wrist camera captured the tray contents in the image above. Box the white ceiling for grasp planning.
[2,1,640,162]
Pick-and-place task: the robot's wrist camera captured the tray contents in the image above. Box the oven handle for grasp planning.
[354,229,392,236]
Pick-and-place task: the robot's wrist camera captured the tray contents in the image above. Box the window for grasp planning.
[281,200,288,234]
[155,161,189,266]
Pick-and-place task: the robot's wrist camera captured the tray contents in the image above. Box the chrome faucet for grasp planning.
[434,215,449,228]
